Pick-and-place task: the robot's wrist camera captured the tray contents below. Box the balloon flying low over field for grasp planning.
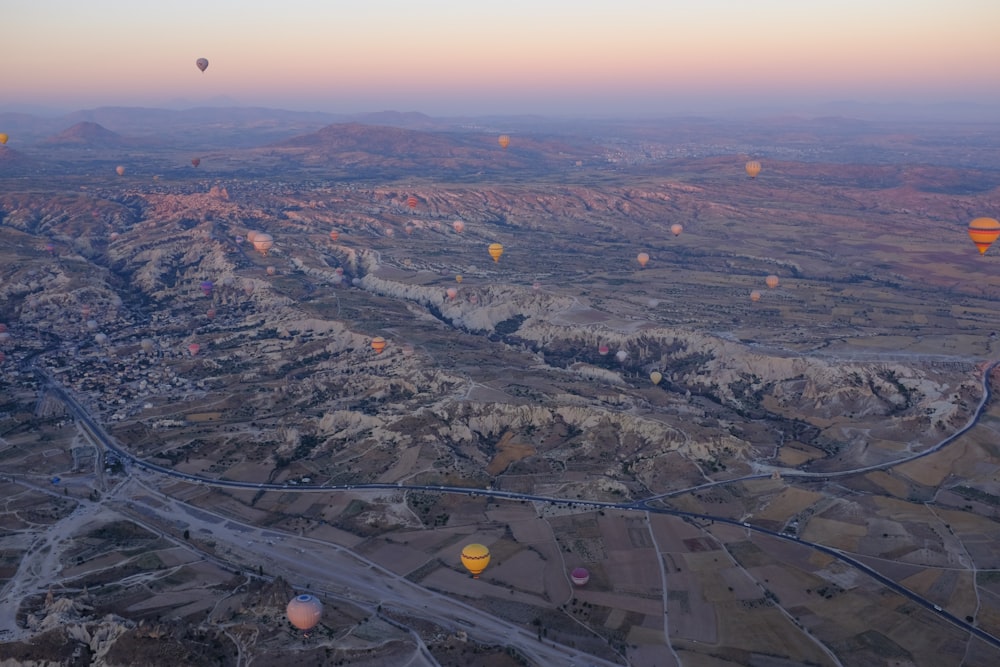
[968,217,1000,255]
[461,543,491,578]
[286,594,322,631]
[745,160,762,178]
[488,243,504,262]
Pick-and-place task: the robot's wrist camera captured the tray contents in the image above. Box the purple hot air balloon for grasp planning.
[200,280,214,297]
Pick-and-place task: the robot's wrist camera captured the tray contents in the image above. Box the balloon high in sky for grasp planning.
[5,1,999,117]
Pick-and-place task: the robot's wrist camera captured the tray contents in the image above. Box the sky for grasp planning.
[5,0,1000,118]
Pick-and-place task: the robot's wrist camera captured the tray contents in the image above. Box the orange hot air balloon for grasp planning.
[968,217,1000,255]
[196,58,209,72]
[188,343,200,356]
[498,134,510,149]
[0,134,8,145]
[329,230,339,241]
[446,287,458,300]
[461,543,491,578]
[407,196,418,209]
[191,158,201,167]
[252,233,274,256]
[115,165,126,176]
[488,243,504,262]
[670,223,683,236]
[750,290,762,302]
[636,252,650,268]
[453,220,465,233]
[745,160,762,178]
[286,594,322,632]
[765,275,779,289]
[371,336,387,354]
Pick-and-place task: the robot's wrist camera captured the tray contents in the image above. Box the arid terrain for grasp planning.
[2,109,1000,666]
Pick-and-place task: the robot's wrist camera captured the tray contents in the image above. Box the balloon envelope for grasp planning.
[570,567,590,586]
[286,594,322,631]
[598,344,609,356]
[636,252,650,268]
[188,343,200,356]
[252,234,274,255]
[200,281,213,296]
[745,160,762,178]
[329,230,340,241]
[488,243,504,262]
[498,134,510,149]
[446,287,458,300]
[461,543,491,578]
[670,223,683,236]
[115,166,125,176]
[196,58,209,72]
[968,217,1000,255]
[407,196,418,209]
[453,220,465,233]
[371,336,387,354]
[0,134,8,144]
[191,158,201,167]
[765,275,779,289]
[650,371,663,385]
[750,290,762,302]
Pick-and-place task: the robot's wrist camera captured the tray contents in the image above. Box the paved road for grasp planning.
[30,360,1000,654]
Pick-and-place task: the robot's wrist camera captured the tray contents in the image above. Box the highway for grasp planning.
[32,359,1000,655]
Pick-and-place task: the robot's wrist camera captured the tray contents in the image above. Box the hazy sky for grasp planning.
[5,0,999,117]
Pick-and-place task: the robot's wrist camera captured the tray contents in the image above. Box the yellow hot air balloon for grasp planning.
[968,217,1000,255]
[745,160,762,178]
[488,243,504,263]
[636,252,650,268]
[650,371,663,385]
[498,134,510,149]
[461,543,491,578]
[765,275,779,289]
[0,134,8,145]
[670,223,683,237]
[455,275,463,283]
[371,336,387,354]
[116,165,126,176]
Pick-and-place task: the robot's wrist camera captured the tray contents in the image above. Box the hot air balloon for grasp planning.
[196,58,209,72]
[455,275,463,283]
[636,252,650,268]
[765,275,779,289]
[252,233,274,256]
[206,307,216,319]
[286,594,323,632]
[446,287,458,300]
[329,230,340,241]
[200,280,214,297]
[140,338,155,354]
[116,166,126,176]
[404,223,414,235]
[750,290,762,302]
[188,343,200,356]
[671,223,683,237]
[615,350,628,363]
[598,344,609,356]
[371,336,387,354]
[86,319,99,331]
[498,134,510,149]
[191,158,201,168]
[0,134,8,144]
[532,281,541,291]
[650,371,663,385]
[266,266,276,276]
[968,217,1000,255]
[745,160,762,178]
[407,196,418,209]
[247,231,260,243]
[461,543,491,578]
[94,333,109,346]
[570,567,590,586]
[453,220,465,233]
[488,243,504,262]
